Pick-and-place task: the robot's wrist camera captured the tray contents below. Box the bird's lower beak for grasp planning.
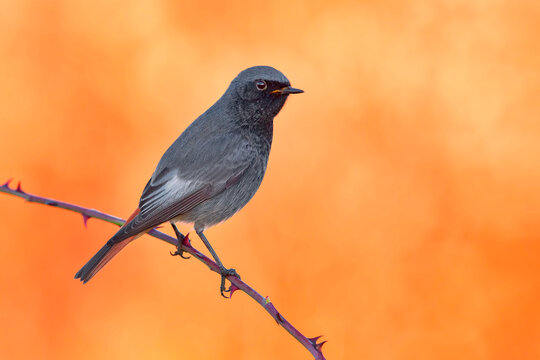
[271,86,304,95]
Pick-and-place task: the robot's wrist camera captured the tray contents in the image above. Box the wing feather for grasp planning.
[119,184,214,238]
[117,133,255,238]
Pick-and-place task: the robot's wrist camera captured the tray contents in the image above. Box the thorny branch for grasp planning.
[0,179,326,360]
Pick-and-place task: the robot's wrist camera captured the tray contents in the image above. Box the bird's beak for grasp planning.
[271,86,304,95]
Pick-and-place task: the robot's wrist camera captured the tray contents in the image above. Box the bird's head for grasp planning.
[228,66,303,121]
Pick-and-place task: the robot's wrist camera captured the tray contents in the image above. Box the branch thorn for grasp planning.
[16,181,25,193]
[82,214,91,228]
[228,283,240,298]
[315,340,327,352]
[307,335,326,352]
[182,232,192,247]
[2,178,12,188]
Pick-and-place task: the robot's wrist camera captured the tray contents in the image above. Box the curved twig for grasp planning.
[0,179,326,359]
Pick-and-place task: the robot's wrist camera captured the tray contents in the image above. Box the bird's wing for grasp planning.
[116,134,254,239]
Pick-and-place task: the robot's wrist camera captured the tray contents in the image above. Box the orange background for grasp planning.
[1,1,539,359]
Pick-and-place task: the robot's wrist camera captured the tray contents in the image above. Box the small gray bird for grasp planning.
[75,66,303,296]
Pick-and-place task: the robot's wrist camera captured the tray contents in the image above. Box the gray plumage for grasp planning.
[75,66,303,283]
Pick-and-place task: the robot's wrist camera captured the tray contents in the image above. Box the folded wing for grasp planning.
[116,133,255,240]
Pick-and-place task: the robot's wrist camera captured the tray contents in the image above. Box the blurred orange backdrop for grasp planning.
[1,1,539,359]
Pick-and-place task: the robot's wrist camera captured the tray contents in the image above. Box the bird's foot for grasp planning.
[219,266,241,298]
[170,247,190,259]
[170,223,190,259]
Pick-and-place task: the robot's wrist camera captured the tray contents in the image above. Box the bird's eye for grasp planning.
[255,80,267,91]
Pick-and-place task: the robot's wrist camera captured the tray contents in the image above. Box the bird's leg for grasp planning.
[170,223,190,259]
[196,230,241,298]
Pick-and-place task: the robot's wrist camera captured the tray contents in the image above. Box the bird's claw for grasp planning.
[170,248,190,259]
[170,223,190,259]
[218,267,241,298]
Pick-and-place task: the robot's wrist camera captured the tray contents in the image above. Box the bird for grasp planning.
[74,65,303,296]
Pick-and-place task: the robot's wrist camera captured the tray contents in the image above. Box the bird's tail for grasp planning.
[74,237,135,283]
[74,208,141,283]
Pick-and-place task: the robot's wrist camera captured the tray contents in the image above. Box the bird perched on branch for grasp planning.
[75,66,303,296]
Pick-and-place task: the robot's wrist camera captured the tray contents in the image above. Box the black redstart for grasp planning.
[75,66,303,296]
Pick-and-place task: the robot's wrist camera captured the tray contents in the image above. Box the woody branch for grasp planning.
[0,179,326,360]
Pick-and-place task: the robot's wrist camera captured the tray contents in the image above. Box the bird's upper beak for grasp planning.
[271,86,304,95]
